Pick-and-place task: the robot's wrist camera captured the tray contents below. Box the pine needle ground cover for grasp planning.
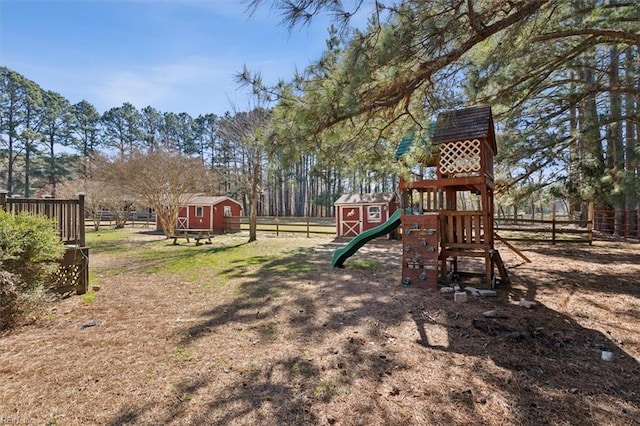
[1,228,639,425]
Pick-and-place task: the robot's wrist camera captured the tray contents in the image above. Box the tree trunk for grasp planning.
[625,46,638,236]
[568,71,581,213]
[48,135,57,197]
[24,142,31,198]
[579,52,606,205]
[7,134,15,195]
[248,161,261,243]
[608,44,625,235]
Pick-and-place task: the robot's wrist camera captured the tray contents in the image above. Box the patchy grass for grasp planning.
[81,289,96,304]
[172,347,195,363]
[88,229,314,287]
[344,258,381,269]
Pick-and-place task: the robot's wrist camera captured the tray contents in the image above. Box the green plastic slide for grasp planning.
[331,209,402,268]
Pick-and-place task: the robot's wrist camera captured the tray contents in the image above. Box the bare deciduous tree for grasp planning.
[218,108,271,242]
[56,178,115,231]
[97,149,213,237]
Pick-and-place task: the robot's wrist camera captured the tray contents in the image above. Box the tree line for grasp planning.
[2,1,639,236]
[0,67,375,218]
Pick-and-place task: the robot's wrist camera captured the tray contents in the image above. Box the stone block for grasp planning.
[519,300,537,309]
[465,286,481,297]
[454,292,468,303]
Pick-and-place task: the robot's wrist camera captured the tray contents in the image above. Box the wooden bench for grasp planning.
[170,229,214,245]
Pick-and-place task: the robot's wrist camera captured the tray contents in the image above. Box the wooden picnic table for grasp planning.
[170,229,214,245]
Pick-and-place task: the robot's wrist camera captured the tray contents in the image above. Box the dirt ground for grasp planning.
[1,231,639,425]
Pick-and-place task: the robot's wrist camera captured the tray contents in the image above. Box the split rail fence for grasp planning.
[239,216,335,237]
[239,212,596,244]
[495,203,593,245]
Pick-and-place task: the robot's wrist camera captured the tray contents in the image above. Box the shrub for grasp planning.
[0,270,20,330]
[0,211,65,330]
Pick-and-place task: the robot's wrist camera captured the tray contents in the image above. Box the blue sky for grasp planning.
[0,0,337,116]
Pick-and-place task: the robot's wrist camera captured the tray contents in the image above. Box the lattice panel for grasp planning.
[49,264,82,294]
[48,247,89,295]
[439,139,482,174]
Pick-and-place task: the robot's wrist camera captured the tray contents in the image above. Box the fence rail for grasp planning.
[494,219,592,244]
[83,208,637,245]
[239,216,335,237]
[494,203,594,244]
[237,215,596,243]
[592,209,640,241]
[240,215,597,244]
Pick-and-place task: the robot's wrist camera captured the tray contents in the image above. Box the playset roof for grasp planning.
[431,104,497,154]
[395,105,497,159]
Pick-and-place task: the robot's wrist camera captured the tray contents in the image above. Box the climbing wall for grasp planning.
[401,213,439,290]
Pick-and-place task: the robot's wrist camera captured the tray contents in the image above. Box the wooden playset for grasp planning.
[398,105,508,289]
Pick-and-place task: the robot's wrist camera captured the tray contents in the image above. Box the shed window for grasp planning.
[224,206,232,216]
[195,206,204,217]
[367,206,381,222]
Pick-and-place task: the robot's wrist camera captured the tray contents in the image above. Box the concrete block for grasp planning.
[519,300,537,309]
[454,292,468,303]
[465,286,481,297]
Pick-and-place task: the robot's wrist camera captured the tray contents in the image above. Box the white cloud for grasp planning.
[97,71,171,109]
[91,56,254,115]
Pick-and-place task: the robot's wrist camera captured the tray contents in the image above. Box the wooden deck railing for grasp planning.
[439,211,489,248]
[1,191,88,294]
[0,192,86,246]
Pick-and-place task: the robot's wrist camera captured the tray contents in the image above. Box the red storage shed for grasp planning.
[157,194,243,234]
[334,193,398,237]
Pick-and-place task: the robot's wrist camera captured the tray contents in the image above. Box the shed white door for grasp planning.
[340,206,362,237]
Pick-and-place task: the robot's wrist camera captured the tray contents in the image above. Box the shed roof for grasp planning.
[431,105,497,154]
[181,194,242,206]
[334,193,396,205]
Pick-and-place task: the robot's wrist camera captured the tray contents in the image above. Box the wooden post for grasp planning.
[306,216,310,238]
[78,193,86,247]
[0,190,6,211]
[552,203,556,245]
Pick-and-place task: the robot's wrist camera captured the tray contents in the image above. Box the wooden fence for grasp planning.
[239,216,336,237]
[85,208,637,246]
[0,191,89,294]
[592,209,640,241]
[1,192,86,245]
[495,203,593,244]
[236,214,596,244]
[495,218,593,244]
